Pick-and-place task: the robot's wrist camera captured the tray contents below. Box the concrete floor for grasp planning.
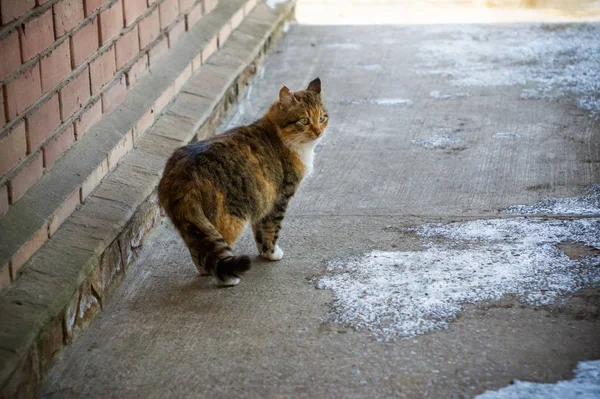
[41,22,600,398]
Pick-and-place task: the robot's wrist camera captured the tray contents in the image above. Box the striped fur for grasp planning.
[158,78,328,286]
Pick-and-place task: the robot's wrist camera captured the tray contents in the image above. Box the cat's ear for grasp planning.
[306,77,321,94]
[279,85,297,107]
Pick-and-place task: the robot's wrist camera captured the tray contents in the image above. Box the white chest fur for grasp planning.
[294,141,318,177]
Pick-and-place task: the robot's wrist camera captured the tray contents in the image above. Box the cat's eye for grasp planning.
[319,115,328,123]
[298,117,309,125]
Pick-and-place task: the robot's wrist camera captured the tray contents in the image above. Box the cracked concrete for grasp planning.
[40,21,599,398]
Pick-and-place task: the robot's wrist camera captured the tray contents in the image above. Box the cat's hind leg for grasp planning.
[188,247,210,275]
[252,200,290,261]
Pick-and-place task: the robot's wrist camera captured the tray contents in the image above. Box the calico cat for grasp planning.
[158,78,328,286]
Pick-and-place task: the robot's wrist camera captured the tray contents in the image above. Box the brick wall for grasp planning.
[0,0,218,216]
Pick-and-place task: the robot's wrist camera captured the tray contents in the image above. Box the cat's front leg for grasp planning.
[252,200,289,261]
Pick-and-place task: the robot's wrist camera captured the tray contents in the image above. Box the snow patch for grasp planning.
[504,185,600,216]
[476,359,600,399]
[412,134,465,149]
[359,64,383,71]
[317,216,600,340]
[418,24,600,118]
[265,0,287,10]
[429,90,471,100]
[494,132,521,139]
[326,43,362,50]
[338,98,413,106]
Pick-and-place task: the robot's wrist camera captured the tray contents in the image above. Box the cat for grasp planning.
[158,78,328,286]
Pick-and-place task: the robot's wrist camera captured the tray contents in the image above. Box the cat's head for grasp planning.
[270,78,328,146]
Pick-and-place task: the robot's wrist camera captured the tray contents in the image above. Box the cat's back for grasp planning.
[162,123,283,182]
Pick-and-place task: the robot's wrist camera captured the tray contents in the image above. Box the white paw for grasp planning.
[262,245,284,261]
[219,277,240,287]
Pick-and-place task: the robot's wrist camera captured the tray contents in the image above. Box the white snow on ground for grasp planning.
[504,185,600,216]
[429,90,471,100]
[317,189,600,340]
[412,134,464,149]
[338,98,413,106]
[265,0,288,10]
[494,132,521,140]
[476,360,600,399]
[418,24,600,118]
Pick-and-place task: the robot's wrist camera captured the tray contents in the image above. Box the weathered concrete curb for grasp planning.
[0,1,296,397]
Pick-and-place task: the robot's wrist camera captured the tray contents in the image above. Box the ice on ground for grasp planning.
[476,359,600,399]
[325,43,362,50]
[317,216,600,340]
[494,132,521,140]
[412,134,465,149]
[418,24,600,118]
[265,0,288,10]
[338,98,413,106]
[429,90,471,100]
[504,185,600,216]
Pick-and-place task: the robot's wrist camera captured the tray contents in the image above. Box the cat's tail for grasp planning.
[165,201,251,286]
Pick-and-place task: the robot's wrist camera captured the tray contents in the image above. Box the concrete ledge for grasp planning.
[0,0,256,288]
[0,1,296,396]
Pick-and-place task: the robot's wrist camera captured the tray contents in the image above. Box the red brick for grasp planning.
[0,0,35,24]
[0,30,21,82]
[0,87,5,127]
[201,35,217,63]
[244,0,257,16]
[26,94,61,152]
[218,22,231,47]
[0,262,9,289]
[179,0,195,13]
[133,107,153,142]
[53,0,86,38]
[11,224,48,277]
[205,0,217,14]
[167,18,185,48]
[153,83,173,113]
[19,9,55,63]
[108,129,133,169]
[59,68,91,120]
[0,184,8,217]
[43,124,75,169]
[5,63,42,121]
[49,189,79,236]
[0,122,27,178]
[101,75,126,113]
[123,0,147,26]
[173,64,191,92]
[186,1,203,28]
[40,39,71,93]
[89,45,116,92]
[84,0,109,16]
[159,0,178,29]
[230,8,243,30]
[81,158,108,199]
[138,8,160,49]
[8,151,43,203]
[125,54,148,85]
[74,99,102,138]
[99,0,123,45]
[115,26,139,68]
[148,35,168,67]
[70,17,99,67]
